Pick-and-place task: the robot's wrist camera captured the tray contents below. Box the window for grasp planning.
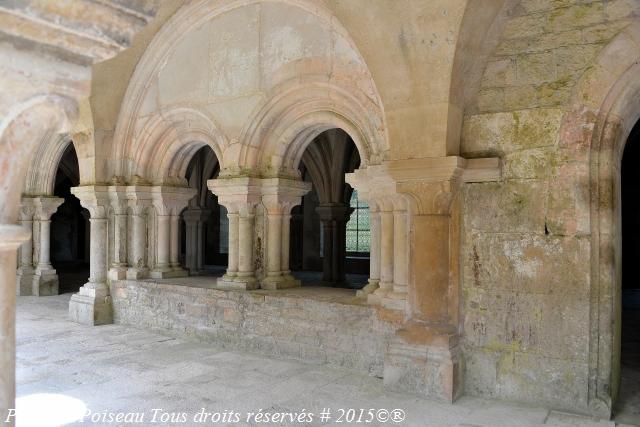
[346,190,370,254]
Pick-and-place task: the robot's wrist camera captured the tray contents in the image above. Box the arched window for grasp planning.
[346,190,370,255]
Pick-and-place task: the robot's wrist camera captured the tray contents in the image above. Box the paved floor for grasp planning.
[15,294,630,427]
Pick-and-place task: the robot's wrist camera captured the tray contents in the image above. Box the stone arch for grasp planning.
[0,94,77,223]
[23,134,74,196]
[112,0,386,181]
[556,23,640,417]
[239,81,386,177]
[125,108,227,184]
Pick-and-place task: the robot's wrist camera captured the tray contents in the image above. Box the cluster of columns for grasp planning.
[16,196,64,296]
[68,184,195,325]
[208,177,311,290]
[347,192,409,311]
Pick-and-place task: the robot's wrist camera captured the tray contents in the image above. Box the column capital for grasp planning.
[150,185,197,216]
[125,185,154,213]
[207,177,262,215]
[261,178,311,214]
[347,156,501,215]
[18,197,36,221]
[70,186,110,218]
[107,185,128,214]
[32,196,64,220]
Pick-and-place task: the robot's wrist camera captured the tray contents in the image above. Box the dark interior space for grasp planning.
[50,143,90,294]
[616,119,640,424]
[180,145,227,275]
[290,129,369,289]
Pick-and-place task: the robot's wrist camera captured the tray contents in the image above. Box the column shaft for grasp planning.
[379,209,394,292]
[170,215,180,268]
[156,215,170,268]
[281,214,291,274]
[89,218,108,284]
[266,214,282,277]
[226,213,239,277]
[393,209,408,294]
[238,214,254,276]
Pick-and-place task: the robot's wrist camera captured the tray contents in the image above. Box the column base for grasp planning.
[367,283,391,305]
[32,268,58,296]
[126,267,149,280]
[380,290,407,311]
[383,323,462,403]
[108,266,127,280]
[150,267,188,279]
[16,267,34,296]
[356,280,379,298]
[217,274,258,290]
[261,274,301,290]
[69,283,113,325]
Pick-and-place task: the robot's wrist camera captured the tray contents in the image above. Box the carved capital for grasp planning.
[150,185,197,216]
[70,186,110,218]
[32,196,64,220]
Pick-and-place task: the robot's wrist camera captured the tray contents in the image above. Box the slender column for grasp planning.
[375,200,394,301]
[0,225,30,425]
[224,211,239,279]
[357,202,380,297]
[156,215,170,269]
[281,213,291,275]
[237,210,255,278]
[316,204,353,287]
[126,205,149,279]
[32,197,63,296]
[182,208,210,275]
[151,186,195,278]
[69,186,113,326]
[392,206,408,294]
[169,214,181,269]
[16,200,35,296]
[108,188,127,280]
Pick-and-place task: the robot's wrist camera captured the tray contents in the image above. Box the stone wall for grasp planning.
[460,0,639,414]
[111,281,396,376]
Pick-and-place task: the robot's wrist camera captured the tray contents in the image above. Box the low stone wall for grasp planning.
[111,280,396,377]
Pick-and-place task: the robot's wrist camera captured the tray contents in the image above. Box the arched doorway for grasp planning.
[617,119,640,423]
[180,146,228,276]
[291,129,369,289]
[51,144,89,294]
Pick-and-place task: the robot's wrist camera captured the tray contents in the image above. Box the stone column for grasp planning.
[182,208,211,275]
[32,197,64,296]
[0,225,30,425]
[261,178,310,289]
[379,198,409,311]
[16,199,35,296]
[223,209,239,281]
[357,202,380,297]
[316,204,353,287]
[126,186,152,280]
[208,177,264,290]
[151,186,195,278]
[108,186,128,280]
[69,186,112,325]
[370,199,394,304]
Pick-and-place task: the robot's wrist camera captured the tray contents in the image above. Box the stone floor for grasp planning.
[15,294,632,427]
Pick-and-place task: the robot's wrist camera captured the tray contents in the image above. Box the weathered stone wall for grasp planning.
[111,281,396,376]
[460,0,639,413]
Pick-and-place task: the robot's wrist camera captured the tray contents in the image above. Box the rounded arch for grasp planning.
[124,107,227,184]
[0,94,77,223]
[556,23,640,417]
[239,81,386,177]
[113,0,387,180]
[23,133,74,196]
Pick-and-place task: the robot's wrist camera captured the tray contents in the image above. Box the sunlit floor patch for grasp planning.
[15,393,87,427]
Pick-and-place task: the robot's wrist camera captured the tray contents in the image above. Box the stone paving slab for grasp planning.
[14,294,622,427]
